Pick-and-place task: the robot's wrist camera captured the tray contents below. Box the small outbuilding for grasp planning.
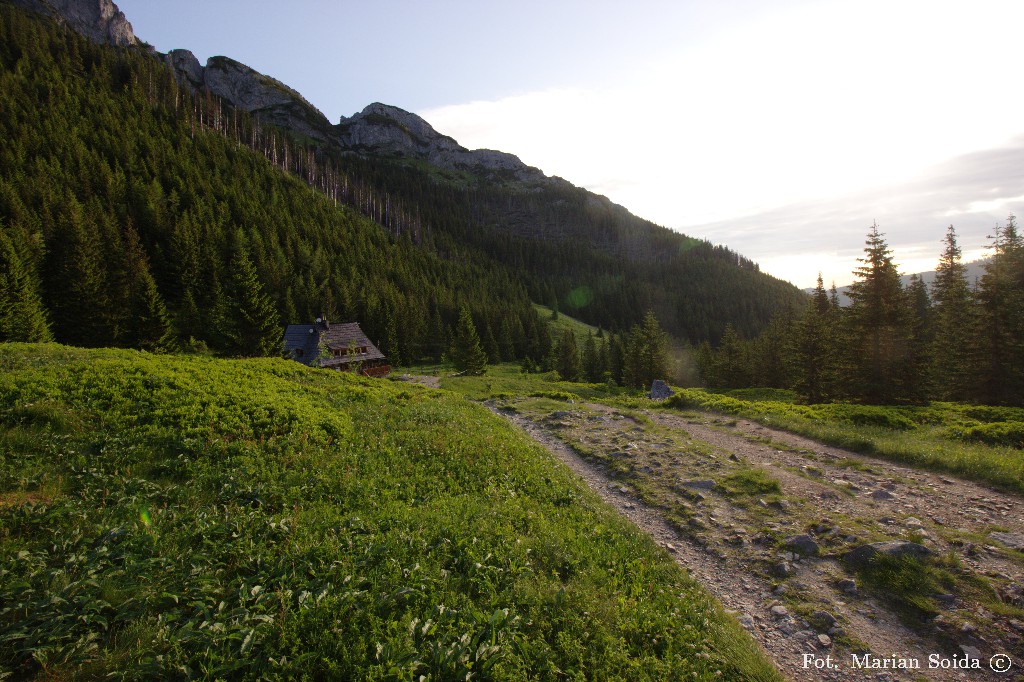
[283,317,391,377]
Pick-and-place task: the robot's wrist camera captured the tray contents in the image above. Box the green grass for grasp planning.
[664,389,1024,494]
[533,304,601,340]
[719,469,782,498]
[438,362,626,402]
[0,344,780,681]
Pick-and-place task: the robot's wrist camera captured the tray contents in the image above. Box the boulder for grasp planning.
[649,379,675,400]
[783,534,820,557]
[990,532,1024,551]
[843,540,933,567]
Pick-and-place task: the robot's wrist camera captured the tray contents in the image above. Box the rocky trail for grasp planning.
[488,400,1024,681]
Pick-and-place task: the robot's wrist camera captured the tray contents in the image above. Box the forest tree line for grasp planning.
[697,220,1024,406]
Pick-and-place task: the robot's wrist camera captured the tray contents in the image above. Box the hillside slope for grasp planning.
[0,343,780,680]
[2,0,806,348]
[0,4,550,362]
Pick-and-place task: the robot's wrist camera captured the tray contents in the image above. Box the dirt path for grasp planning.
[489,400,1024,681]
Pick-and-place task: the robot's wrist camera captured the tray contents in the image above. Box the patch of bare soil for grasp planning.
[394,374,441,389]
[489,400,1024,682]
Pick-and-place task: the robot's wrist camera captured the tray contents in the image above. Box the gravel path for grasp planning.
[489,401,1024,681]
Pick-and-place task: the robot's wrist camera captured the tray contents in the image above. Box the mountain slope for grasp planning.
[0,4,553,361]
[3,0,806,349]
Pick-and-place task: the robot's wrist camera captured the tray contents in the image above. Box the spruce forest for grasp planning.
[697,220,1024,406]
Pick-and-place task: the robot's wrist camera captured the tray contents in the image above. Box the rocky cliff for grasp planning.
[336,103,549,183]
[9,0,135,46]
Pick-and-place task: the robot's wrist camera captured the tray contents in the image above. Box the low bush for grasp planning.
[948,421,1024,449]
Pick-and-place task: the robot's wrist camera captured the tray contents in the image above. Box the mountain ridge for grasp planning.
[13,0,632,201]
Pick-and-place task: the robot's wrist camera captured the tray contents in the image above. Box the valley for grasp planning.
[481,396,1024,680]
[2,0,1023,679]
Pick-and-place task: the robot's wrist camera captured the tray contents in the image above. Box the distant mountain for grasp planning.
[3,0,807,347]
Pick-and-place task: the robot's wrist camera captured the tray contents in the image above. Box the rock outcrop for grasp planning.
[159,53,334,143]
[163,49,204,89]
[843,540,933,567]
[10,0,136,46]
[336,103,550,182]
[203,56,333,143]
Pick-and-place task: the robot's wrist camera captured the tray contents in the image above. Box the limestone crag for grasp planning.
[337,103,550,183]
[203,56,333,142]
[160,52,333,143]
[10,0,136,46]
[163,49,204,89]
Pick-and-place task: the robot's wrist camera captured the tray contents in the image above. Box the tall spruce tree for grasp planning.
[930,225,973,400]
[902,274,932,402]
[609,334,626,385]
[0,228,52,342]
[623,311,668,389]
[452,306,487,375]
[974,216,1024,404]
[582,333,604,382]
[555,329,582,381]
[715,323,751,389]
[790,274,835,403]
[227,246,282,357]
[845,223,910,403]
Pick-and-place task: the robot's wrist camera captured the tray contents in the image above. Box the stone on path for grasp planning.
[843,540,933,567]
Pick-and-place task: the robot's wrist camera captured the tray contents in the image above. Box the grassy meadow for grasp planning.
[0,344,780,681]
[665,388,1024,495]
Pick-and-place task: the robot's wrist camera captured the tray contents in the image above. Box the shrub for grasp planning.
[948,421,1024,449]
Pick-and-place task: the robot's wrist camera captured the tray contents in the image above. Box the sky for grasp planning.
[116,0,1024,289]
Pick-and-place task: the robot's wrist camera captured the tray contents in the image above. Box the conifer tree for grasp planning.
[974,216,1024,404]
[715,323,751,389]
[381,303,402,367]
[845,223,910,403]
[609,334,626,385]
[902,274,932,402]
[45,196,111,347]
[582,333,603,382]
[134,272,177,353]
[482,320,501,364]
[227,246,282,357]
[790,274,835,403]
[555,329,582,381]
[931,225,973,400]
[750,314,792,389]
[624,311,668,389]
[452,306,487,375]
[0,228,52,342]
[498,316,516,361]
